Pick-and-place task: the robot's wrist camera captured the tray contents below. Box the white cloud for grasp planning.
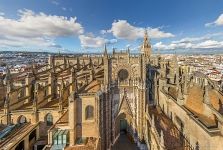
[193,40,223,49]
[107,20,174,40]
[51,0,59,6]
[109,20,142,40]
[153,39,223,50]
[0,36,59,48]
[153,42,170,50]
[172,37,209,44]
[100,29,107,35]
[154,32,223,51]
[205,13,223,27]
[79,33,117,48]
[0,9,83,48]
[79,33,106,48]
[147,27,174,39]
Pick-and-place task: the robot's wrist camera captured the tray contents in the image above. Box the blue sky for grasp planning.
[0,0,223,54]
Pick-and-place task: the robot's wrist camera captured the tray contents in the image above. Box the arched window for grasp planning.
[18,115,27,124]
[85,105,94,120]
[46,113,53,126]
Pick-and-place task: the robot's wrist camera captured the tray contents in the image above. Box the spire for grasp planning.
[89,57,93,68]
[204,85,210,104]
[4,66,11,84]
[67,60,70,68]
[63,56,67,69]
[183,74,188,95]
[71,67,75,74]
[141,29,151,56]
[113,47,115,54]
[76,57,80,70]
[177,71,184,101]
[174,53,178,68]
[34,82,39,92]
[90,67,95,81]
[174,54,179,85]
[144,28,148,41]
[4,66,13,93]
[177,86,184,100]
[51,62,56,73]
[104,44,108,57]
[60,79,65,98]
[33,82,39,109]
[97,57,100,66]
[4,94,9,109]
[70,67,76,92]
[142,29,149,47]
[82,59,86,70]
[127,46,130,54]
[154,73,158,101]
[32,64,37,76]
[58,49,61,56]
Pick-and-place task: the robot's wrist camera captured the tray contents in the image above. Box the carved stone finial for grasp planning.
[104,44,108,57]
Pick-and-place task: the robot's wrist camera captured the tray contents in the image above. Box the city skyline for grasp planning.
[0,0,222,54]
[0,1,223,150]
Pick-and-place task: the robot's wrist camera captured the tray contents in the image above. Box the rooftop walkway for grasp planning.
[112,134,138,150]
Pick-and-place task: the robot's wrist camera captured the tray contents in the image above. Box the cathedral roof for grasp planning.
[185,84,223,115]
[56,110,69,125]
[41,98,59,108]
[184,84,223,128]
[209,89,223,114]
[185,85,205,114]
[82,80,101,93]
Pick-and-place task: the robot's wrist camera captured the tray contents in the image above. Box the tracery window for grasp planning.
[118,69,129,81]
